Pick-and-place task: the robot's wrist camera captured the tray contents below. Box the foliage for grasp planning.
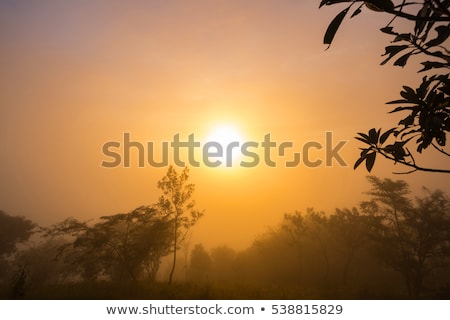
[34,167,204,286]
[45,206,172,282]
[188,244,211,283]
[361,176,450,297]
[0,211,35,298]
[320,0,450,173]
[2,175,450,299]
[282,208,372,289]
[283,209,332,283]
[329,208,371,284]
[10,239,70,297]
[184,177,450,298]
[0,211,35,257]
[157,166,204,284]
[210,246,238,283]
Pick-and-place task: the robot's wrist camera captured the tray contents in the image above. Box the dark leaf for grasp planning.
[399,115,415,126]
[383,142,408,161]
[400,86,417,101]
[415,6,431,35]
[324,8,349,47]
[380,128,396,144]
[365,2,383,11]
[389,106,416,113]
[356,136,370,144]
[386,99,410,105]
[419,61,447,72]
[360,148,371,157]
[382,45,410,56]
[380,26,395,35]
[365,0,394,11]
[417,142,424,153]
[368,128,379,144]
[354,154,366,170]
[393,33,411,42]
[319,0,328,8]
[393,51,413,67]
[319,0,352,8]
[381,45,409,65]
[351,8,362,18]
[436,132,446,146]
[425,26,450,47]
[365,152,376,172]
[357,132,370,140]
[416,76,430,98]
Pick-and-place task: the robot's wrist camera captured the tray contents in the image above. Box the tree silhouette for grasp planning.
[45,206,172,282]
[210,246,237,283]
[0,211,35,297]
[156,166,204,284]
[13,238,72,295]
[320,1,450,173]
[0,211,35,258]
[361,176,450,297]
[79,206,171,281]
[189,244,211,283]
[283,209,332,285]
[329,208,370,285]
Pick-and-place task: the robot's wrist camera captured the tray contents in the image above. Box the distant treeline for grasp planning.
[1,175,450,299]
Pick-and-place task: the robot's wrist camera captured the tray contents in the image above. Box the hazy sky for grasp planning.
[1,0,449,249]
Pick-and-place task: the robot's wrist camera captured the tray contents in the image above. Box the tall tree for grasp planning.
[77,206,172,281]
[189,244,211,283]
[210,246,237,283]
[320,0,450,173]
[283,209,332,285]
[0,211,35,297]
[329,208,370,285]
[361,176,450,297]
[157,166,203,284]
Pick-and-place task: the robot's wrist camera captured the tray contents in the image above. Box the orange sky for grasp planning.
[1,1,448,250]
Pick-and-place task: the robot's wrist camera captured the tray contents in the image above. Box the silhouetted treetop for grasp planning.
[0,211,35,257]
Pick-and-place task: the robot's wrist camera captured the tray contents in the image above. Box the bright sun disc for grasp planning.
[207,125,242,145]
[205,124,244,166]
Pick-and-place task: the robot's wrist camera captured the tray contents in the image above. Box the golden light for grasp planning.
[204,124,245,167]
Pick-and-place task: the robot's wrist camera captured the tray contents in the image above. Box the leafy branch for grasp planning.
[320,0,450,173]
[354,127,450,173]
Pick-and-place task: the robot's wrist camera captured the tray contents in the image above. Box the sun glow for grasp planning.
[207,124,243,146]
[204,124,245,167]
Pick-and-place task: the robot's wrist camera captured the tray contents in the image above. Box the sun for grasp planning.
[207,124,243,146]
[204,124,245,167]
